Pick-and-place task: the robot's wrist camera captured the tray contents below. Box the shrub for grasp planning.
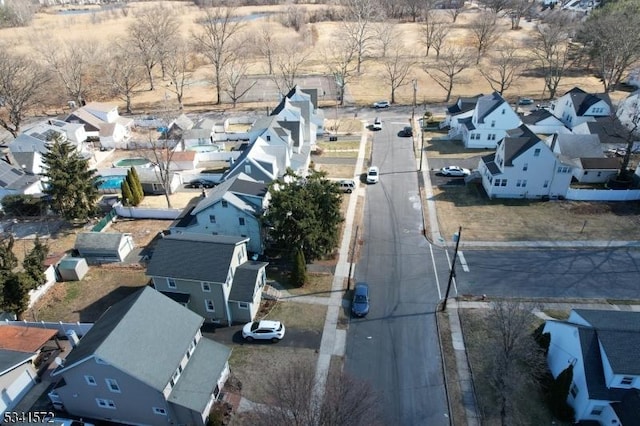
[290,248,307,287]
[1,194,45,217]
[545,364,575,422]
[533,323,551,354]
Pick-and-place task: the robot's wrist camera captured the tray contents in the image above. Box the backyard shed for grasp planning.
[74,232,134,263]
[57,257,89,281]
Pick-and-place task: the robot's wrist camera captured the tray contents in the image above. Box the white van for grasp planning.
[339,180,356,193]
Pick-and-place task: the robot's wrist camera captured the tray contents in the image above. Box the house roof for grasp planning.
[54,287,204,392]
[476,92,507,123]
[503,125,542,166]
[611,390,640,426]
[577,327,627,401]
[0,159,40,190]
[84,102,116,114]
[11,151,38,173]
[99,122,116,138]
[550,134,603,159]
[579,157,620,170]
[65,109,103,131]
[0,326,57,353]
[584,117,629,145]
[192,173,267,216]
[521,108,557,125]
[565,87,612,116]
[228,261,268,303]
[146,234,248,283]
[481,153,501,175]
[459,116,475,131]
[448,95,482,115]
[0,349,37,375]
[171,114,194,131]
[75,232,129,251]
[168,337,230,412]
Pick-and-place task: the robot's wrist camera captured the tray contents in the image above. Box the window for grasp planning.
[266,135,271,141]
[521,180,527,188]
[167,278,176,289]
[237,252,242,263]
[222,200,228,208]
[590,406,605,416]
[239,217,245,226]
[621,377,634,386]
[534,148,541,157]
[96,398,116,409]
[202,282,211,292]
[584,171,588,175]
[494,179,501,187]
[543,180,549,188]
[205,299,215,312]
[597,171,602,177]
[85,375,97,386]
[153,407,167,416]
[501,179,507,186]
[557,166,571,174]
[209,215,216,223]
[106,378,121,393]
[501,108,505,114]
[244,165,251,174]
[570,383,578,398]
[523,163,528,171]
[491,120,495,127]
[488,134,496,141]
[516,180,522,187]
[239,302,249,309]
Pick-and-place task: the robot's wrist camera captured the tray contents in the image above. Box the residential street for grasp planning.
[345,117,451,425]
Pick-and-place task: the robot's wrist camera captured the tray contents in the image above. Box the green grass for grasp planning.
[318,140,361,151]
[63,282,81,302]
[542,309,570,320]
[265,301,327,331]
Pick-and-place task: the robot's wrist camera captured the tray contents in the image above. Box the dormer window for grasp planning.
[491,120,495,128]
[501,109,505,114]
[266,135,271,141]
[222,200,228,208]
[534,148,541,157]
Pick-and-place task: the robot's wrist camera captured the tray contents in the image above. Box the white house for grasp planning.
[544,309,640,425]
[628,68,640,89]
[616,90,640,133]
[182,118,215,149]
[277,86,324,138]
[521,108,569,135]
[477,124,573,198]
[65,102,133,149]
[171,173,269,254]
[442,95,482,136]
[0,157,43,203]
[549,87,612,130]
[547,133,620,184]
[459,92,522,149]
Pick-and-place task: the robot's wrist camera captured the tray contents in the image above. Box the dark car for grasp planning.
[187,178,216,188]
[352,282,370,317]
[400,126,413,137]
[518,98,535,105]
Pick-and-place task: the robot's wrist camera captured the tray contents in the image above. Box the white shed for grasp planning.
[57,257,89,281]
[74,232,135,263]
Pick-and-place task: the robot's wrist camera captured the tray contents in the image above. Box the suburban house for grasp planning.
[182,118,216,149]
[167,114,195,142]
[146,233,268,325]
[520,108,569,135]
[616,91,640,134]
[48,287,231,426]
[0,325,60,416]
[549,87,612,130]
[171,173,269,255]
[442,94,482,135]
[74,232,135,264]
[273,85,325,141]
[547,133,620,184]
[571,117,631,152]
[65,102,133,149]
[543,309,640,425]
[476,124,573,198]
[458,92,522,149]
[134,167,182,195]
[0,156,43,202]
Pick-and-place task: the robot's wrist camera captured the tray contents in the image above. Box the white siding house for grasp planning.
[549,87,612,130]
[459,92,522,149]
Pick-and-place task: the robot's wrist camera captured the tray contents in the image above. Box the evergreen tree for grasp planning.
[121,179,134,206]
[547,364,575,422]
[129,166,144,202]
[0,236,17,272]
[290,248,307,287]
[125,170,140,206]
[23,236,48,290]
[2,272,31,320]
[41,137,99,221]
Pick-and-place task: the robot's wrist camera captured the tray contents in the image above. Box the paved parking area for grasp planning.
[426,155,483,187]
[202,324,322,350]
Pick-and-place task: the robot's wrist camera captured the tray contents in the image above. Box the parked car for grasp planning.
[372,117,382,130]
[367,166,380,184]
[242,320,286,342]
[518,98,535,105]
[187,178,216,188]
[339,179,356,193]
[400,126,413,137]
[373,100,390,109]
[440,166,471,177]
[352,282,370,317]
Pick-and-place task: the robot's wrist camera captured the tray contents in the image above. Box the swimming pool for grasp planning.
[187,145,221,153]
[96,176,126,190]
[113,158,152,168]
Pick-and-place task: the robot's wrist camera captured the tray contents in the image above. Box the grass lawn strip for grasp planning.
[264,301,327,331]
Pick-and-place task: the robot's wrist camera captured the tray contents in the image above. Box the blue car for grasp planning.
[352,282,370,317]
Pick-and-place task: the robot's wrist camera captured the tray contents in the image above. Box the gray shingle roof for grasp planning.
[503,125,542,166]
[579,157,620,170]
[0,349,36,375]
[551,134,603,159]
[476,92,506,123]
[611,390,640,426]
[228,261,268,303]
[521,108,555,125]
[565,87,612,116]
[578,327,626,400]
[74,232,127,251]
[146,234,248,283]
[168,337,230,412]
[191,173,267,216]
[447,95,482,115]
[481,153,501,175]
[54,287,203,392]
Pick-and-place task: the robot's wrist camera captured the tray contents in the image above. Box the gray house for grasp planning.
[48,286,231,426]
[146,234,268,325]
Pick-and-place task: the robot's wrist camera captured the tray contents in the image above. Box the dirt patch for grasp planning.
[437,311,466,426]
[107,218,173,247]
[424,136,489,159]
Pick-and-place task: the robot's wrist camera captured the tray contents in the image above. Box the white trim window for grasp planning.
[167,278,177,289]
[153,407,167,416]
[85,375,97,386]
[205,299,215,312]
[238,302,249,309]
[202,282,211,292]
[96,398,116,409]
[106,378,121,393]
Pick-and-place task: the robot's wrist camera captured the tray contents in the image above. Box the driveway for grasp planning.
[202,324,321,350]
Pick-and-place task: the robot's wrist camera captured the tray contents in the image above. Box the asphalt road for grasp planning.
[455,248,640,300]
[345,118,451,425]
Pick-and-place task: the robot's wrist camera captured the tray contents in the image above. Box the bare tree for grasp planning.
[420,11,449,58]
[324,38,358,106]
[0,0,36,27]
[613,101,640,180]
[423,47,473,102]
[469,11,502,64]
[529,11,576,99]
[128,4,181,91]
[478,0,513,14]
[482,300,547,426]
[223,52,256,108]
[372,22,401,59]
[507,0,535,30]
[0,49,49,138]
[271,41,311,95]
[137,127,179,209]
[381,45,415,104]
[339,0,381,73]
[577,0,640,92]
[243,358,383,426]
[444,0,465,23]
[404,0,426,22]
[105,44,146,114]
[39,40,99,106]
[255,23,280,75]
[192,6,245,105]
[164,38,198,110]
[478,43,524,95]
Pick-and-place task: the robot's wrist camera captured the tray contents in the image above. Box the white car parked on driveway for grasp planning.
[440,166,471,177]
[242,320,286,342]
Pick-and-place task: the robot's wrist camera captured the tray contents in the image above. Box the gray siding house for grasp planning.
[48,287,231,426]
[146,234,268,325]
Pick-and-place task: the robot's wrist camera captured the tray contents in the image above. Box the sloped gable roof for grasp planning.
[53,287,203,392]
[552,134,603,159]
[564,87,612,116]
[196,173,267,215]
[481,153,501,175]
[74,232,128,251]
[228,261,268,303]
[146,233,248,283]
[503,125,542,166]
[611,390,640,425]
[476,92,507,123]
[521,108,563,125]
[448,95,482,115]
[0,349,37,376]
[0,160,40,190]
[577,327,627,400]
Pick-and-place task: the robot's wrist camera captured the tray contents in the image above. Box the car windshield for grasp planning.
[354,295,367,303]
[369,170,377,176]
[250,322,259,332]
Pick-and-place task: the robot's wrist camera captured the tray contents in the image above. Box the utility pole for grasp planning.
[412,79,417,120]
[347,225,359,291]
[419,130,425,171]
[442,226,462,312]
